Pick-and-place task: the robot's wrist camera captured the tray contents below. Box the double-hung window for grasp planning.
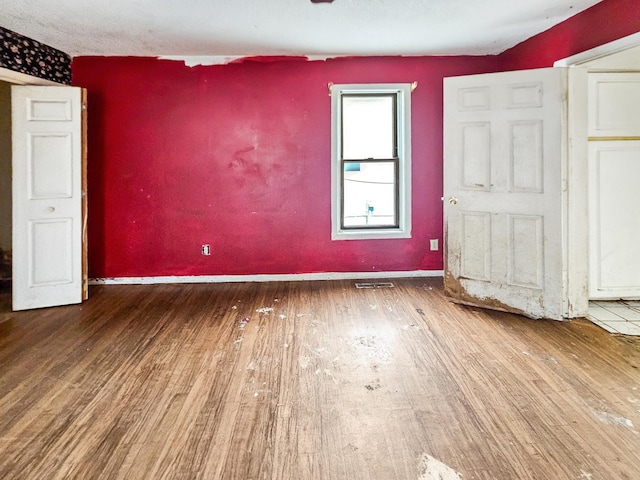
[331,84,412,240]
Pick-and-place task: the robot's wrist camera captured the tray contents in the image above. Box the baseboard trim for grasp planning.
[90,270,444,286]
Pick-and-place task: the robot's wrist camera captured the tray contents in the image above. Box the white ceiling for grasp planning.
[2,0,603,58]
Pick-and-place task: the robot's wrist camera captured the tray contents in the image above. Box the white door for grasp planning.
[443,68,567,320]
[588,142,640,298]
[12,86,86,311]
[587,73,640,299]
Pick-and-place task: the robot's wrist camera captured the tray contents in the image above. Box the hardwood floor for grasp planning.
[0,278,639,479]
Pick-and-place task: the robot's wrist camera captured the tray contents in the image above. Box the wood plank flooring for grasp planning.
[0,278,639,479]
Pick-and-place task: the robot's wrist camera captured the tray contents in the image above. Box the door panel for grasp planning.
[12,86,85,310]
[511,120,543,192]
[30,133,74,197]
[508,215,544,289]
[460,122,491,190]
[588,141,640,298]
[460,211,491,281]
[444,68,567,320]
[588,73,640,138]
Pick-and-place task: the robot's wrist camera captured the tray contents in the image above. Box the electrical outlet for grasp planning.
[202,244,211,255]
[429,239,439,251]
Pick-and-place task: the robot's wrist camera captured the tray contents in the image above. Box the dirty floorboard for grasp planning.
[0,278,639,480]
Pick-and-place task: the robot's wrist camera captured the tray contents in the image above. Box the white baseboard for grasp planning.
[90,270,444,285]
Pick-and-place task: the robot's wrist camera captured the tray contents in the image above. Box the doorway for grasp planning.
[442,33,640,323]
[0,67,86,312]
[1,68,59,312]
[0,80,11,302]
[556,33,640,333]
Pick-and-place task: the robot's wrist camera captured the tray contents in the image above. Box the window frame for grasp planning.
[331,83,412,240]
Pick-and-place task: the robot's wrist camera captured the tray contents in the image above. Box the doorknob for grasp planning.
[47,206,55,213]
[448,196,458,205]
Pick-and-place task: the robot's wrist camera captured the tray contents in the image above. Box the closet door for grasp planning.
[588,141,640,299]
[12,85,87,310]
[587,73,640,299]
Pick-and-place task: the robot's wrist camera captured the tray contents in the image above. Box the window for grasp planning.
[331,84,412,240]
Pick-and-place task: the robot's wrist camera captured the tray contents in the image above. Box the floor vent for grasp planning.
[355,282,395,289]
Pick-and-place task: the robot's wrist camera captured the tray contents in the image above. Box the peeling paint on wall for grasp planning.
[158,55,244,67]
[158,54,345,67]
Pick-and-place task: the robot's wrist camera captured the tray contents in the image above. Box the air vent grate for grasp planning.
[355,282,395,289]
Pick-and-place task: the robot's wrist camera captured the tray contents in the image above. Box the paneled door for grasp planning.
[587,72,640,299]
[443,68,567,320]
[588,141,640,298]
[12,86,87,310]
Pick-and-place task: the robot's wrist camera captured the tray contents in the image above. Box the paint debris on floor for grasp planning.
[417,453,462,480]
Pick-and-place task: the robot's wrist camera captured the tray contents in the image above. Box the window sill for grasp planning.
[332,228,411,241]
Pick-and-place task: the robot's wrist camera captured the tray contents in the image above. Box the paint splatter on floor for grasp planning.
[256,307,274,314]
[593,410,636,431]
[298,356,311,369]
[417,454,461,480]
[352,335,392,365]
[321,368,338,384]
[364,378,381,391]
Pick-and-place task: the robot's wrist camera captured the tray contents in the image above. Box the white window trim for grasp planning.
[331,83,412,240]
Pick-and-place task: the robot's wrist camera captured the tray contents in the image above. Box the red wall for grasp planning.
[72,55,502,278]
[499,0,640,69]
[73,0,640,279]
